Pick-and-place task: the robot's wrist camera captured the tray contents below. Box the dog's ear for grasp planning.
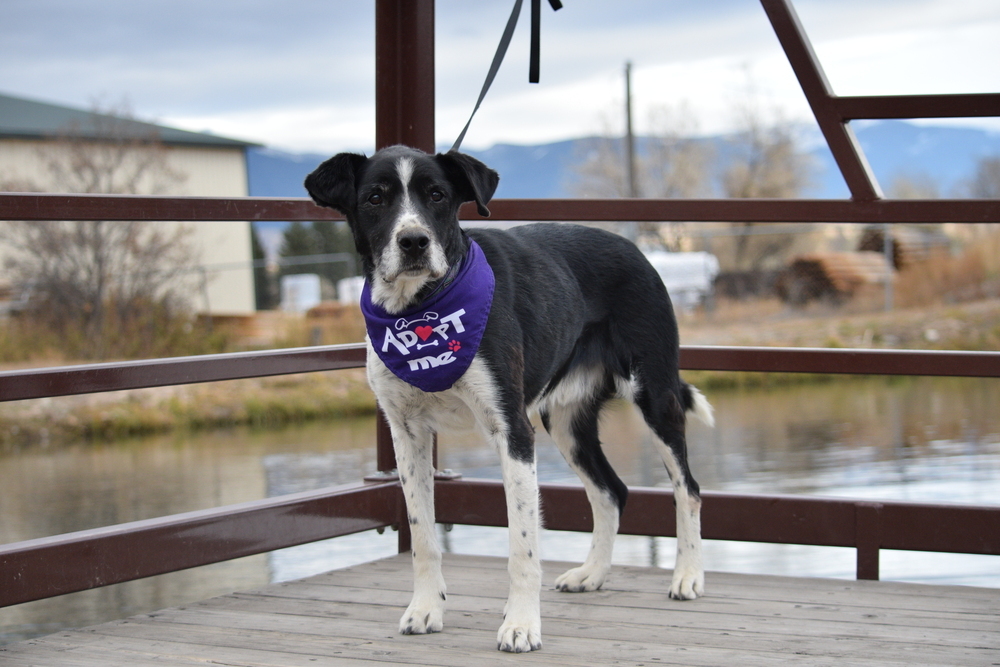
[435,151,500,218]
[304,153,368,216]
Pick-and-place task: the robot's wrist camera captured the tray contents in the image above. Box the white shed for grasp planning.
[644,251,720,309]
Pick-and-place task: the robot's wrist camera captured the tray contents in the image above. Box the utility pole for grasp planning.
[622,61,639,243]
[883,223,894,311]
[625,61,638,198]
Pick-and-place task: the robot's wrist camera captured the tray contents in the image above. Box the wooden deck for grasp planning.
[2,553,997,666]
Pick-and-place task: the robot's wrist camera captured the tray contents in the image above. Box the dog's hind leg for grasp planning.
[543,383,628,592]
[635,382,711,600]
[384,412,447,635]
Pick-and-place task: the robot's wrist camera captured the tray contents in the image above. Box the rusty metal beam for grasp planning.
[475,198,1000,223]
[760,0,882,201]
[375,0,436,152]
[679,346,1000,378]
[2,344,998,404]
[435,479,1000,581]
[0,344,366,402]
[4,193,999,224]
[0,481,401,608]
[835,93,1000,121]
[0,193,338,222]
[4,477,998,607]
[435,480,1000,555]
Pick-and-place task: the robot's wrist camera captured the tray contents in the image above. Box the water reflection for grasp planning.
[1,376,998,644]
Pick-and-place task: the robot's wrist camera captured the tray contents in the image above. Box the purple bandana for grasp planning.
[360,239,495,392]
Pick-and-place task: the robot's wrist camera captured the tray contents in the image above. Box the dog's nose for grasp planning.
[397,230,431,258]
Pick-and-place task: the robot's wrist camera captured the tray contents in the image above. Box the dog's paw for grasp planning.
[554,564,608,592]
[497,618,542,653]
[668,563,704,600]
[398,595,445,635]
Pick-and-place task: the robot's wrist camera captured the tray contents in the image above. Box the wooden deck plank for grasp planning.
[218,586,996,660]
[292,558,999,622]
[143,596,993,665]
[226,582,998,645]
[1,553,997,666]
[8,607,955,667]
[382,553,1000,607]
[244,559,998,638]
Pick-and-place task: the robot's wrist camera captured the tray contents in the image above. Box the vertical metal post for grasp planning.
[625,61,637,198]
[883,223,894,311]
[855,502,883,580]
[375,0,436,153]
[623,61,639,242]
[372,1,438,504]
[375,406,396,474]
[760,0,882,201]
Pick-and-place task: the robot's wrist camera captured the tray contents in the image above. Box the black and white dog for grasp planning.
[305,145,713,653]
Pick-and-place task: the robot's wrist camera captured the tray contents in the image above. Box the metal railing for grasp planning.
[2,0,1000,610]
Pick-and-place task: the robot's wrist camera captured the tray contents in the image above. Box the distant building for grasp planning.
[0,92,259,316]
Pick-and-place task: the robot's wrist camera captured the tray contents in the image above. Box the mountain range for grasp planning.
[248,119,1000,251]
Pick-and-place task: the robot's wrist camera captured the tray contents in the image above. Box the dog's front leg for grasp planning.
[386,414,447,635]
[495,422,543,653]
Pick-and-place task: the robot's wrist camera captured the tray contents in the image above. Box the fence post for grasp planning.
[365,405,400,483]
[855,501,884,580]
[375,0,435,153]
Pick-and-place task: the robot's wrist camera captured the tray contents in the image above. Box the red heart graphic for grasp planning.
[415,325,433,341]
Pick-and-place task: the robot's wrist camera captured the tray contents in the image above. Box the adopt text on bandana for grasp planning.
[380,308,467,371]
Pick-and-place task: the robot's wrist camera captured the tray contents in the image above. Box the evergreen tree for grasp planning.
[279,220,358,284]
[311,220,358,284]
[250,224,276,310]
[279,220,320,272]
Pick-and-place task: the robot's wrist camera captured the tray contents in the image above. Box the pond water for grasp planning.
[2,375,999,644]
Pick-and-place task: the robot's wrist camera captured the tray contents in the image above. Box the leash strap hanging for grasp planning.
[451,0,562,152]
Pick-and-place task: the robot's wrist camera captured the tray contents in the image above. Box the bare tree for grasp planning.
[570,136,632,199]
[967,156,1000,198]
[572,105,712,199]
[719,98,815,272]
[886,172,939,199]
[569,104,713,247]
[0,100,200,359]
[640,104,713,199]
[639,106,713,249]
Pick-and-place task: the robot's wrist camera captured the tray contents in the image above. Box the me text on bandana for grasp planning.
[360,239,494,392]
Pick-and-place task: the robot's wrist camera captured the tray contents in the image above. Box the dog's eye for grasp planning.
[367,193,383,205]
[430,190,444,203]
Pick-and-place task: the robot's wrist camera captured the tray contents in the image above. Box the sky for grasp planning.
[2,0,999,154]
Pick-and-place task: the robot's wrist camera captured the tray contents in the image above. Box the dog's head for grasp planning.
[305,145,499,313]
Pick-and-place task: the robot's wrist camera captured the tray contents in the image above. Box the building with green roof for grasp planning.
[0,92,258,316]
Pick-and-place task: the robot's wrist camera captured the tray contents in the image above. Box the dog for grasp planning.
[305,145,713,653]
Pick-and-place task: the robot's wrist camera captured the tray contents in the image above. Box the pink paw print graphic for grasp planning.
[448,340,461,352]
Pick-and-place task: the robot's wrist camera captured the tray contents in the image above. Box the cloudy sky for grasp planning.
[3,0,998,154]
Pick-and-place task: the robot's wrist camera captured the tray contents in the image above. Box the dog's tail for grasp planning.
[681,383,715,428]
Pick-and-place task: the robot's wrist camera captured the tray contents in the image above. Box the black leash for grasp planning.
[450,0,562,152]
